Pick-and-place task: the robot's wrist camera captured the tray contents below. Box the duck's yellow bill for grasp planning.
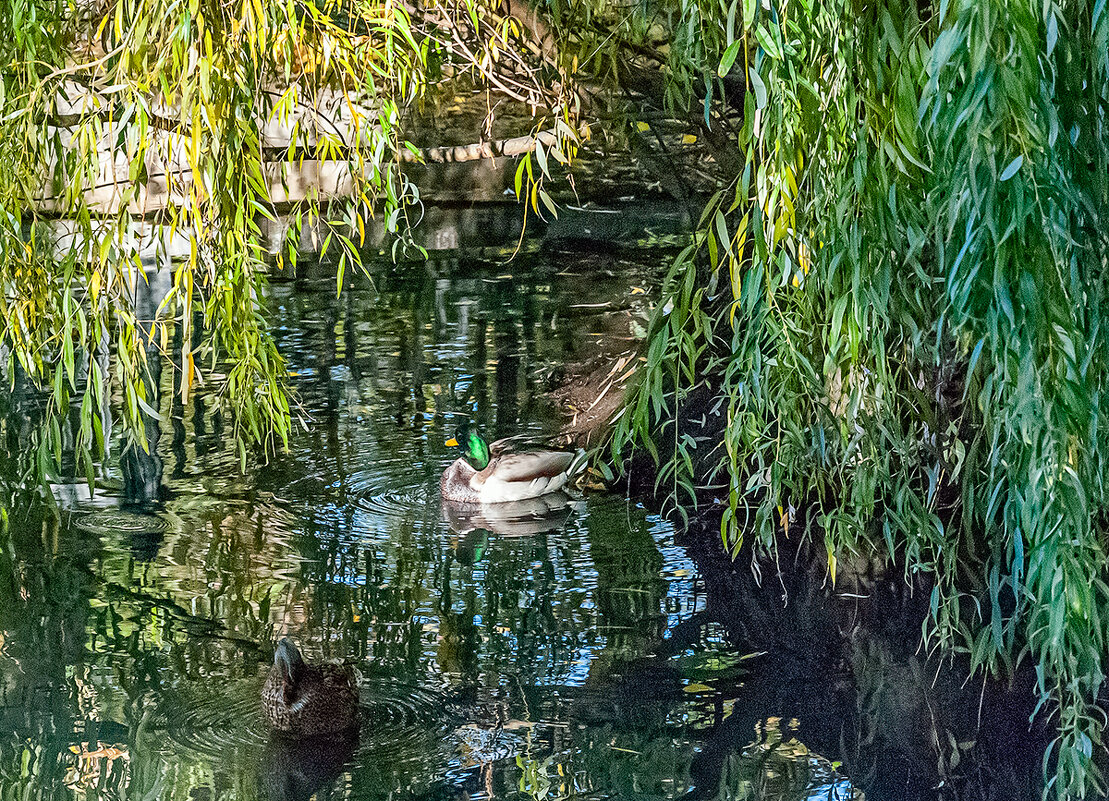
[445,437,458,447]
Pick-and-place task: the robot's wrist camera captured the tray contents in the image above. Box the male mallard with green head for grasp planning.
[262,638,359,735]
[441,424,582,504]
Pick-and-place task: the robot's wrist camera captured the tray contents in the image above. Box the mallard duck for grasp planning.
[262,638,359,735]
[441,424,583,504]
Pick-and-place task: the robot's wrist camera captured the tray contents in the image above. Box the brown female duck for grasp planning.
[262,638,359,735]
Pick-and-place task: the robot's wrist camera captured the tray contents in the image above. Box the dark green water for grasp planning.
[0,255,855,801]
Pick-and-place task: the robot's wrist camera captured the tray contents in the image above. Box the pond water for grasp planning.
[0,253,857,801]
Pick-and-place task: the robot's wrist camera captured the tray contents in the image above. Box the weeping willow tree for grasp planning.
[4,0,1109,793]
[0,0,576,488]
[603,0,1109,796]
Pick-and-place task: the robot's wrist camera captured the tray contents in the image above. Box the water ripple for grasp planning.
[75,508,173,535]
[344,463,438,521]
[356,678,455,764]
[158,672,454,765]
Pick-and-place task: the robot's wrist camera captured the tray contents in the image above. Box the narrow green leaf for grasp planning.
[1000,155,1023,181]
[714,210,732,258]
[704,78,714,128]
[719,41,743,77]
[754,26,781,60]
[748,66,768,108]
[539,189,558,219]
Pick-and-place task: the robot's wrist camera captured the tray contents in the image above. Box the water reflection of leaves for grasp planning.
[708,717,856,801]
[63,744,129,793]
[0,262,861,801]
[516,753,557,800]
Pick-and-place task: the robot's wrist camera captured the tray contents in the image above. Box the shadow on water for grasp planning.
[0,251,1055,801]
[670,521,1054,801]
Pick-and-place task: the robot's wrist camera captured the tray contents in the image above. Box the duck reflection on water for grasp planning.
[442,491,577,566]
[443,490,575,538]
[259,727,359,801]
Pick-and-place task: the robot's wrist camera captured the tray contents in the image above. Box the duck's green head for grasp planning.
[446,424,490,470]
[454,529,490,566]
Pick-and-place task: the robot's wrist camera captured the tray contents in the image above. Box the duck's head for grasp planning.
[446,424,490,470]
[274,637,305,703]
[454,529,490,566]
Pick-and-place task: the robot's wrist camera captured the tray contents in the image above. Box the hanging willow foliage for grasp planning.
[0,0,433,479]
[0,0,577,488]
[5,0,1109,792]
[609,0,1109,795]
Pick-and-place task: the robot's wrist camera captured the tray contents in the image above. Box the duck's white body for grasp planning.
[440,449,577,504]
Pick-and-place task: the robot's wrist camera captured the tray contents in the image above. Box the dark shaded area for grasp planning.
[260,729,359,801]
[668,518,1054,801]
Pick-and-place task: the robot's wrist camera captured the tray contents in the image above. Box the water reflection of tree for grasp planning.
[585,499,667,669]
[0,259,849,801]
[0,512,106,801]
[679,527,1049,801]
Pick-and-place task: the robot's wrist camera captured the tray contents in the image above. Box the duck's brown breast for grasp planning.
[262,664,359,735]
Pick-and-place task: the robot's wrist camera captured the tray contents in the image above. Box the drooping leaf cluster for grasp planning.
[0,0,582,491]
[0,0,436,481]
[4,0,1109,791]
[607,0,1109,795]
